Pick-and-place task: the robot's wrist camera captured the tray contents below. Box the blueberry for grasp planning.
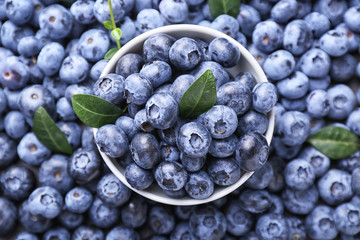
[185,171,214,199]
[59,55,89,84]
[330,53,357,83]
[239,189,272,214]
[106,226,140,240]
[313,0,348,26]
[5,0,33,24]
[96,124,129,158]
[149,206,175,235]
[235,132,269,172]
[255,213,288,240]
[56,97,77,121]
[305,89,330,118]
[170,222,196,240]
[39,154,74,195]
[115,116,138,140]
[305,205,338,240]
[145,93,178,130]
[299,48,331,78]
[237,110,269,136]
[155,160,187,191]
[268,194,284,215]
[169,37,202,71]
[299,146,330,178]
[78,29,110,62]
[17,36,42,58]
[281,95,307,111]
[335,23,360,52]
[120,196,148,228]
[0,56,30,90]
[135,8,164,33]
[0,133,17,167]
[65,83,92,103]
[284,158,315,191]
[130,132,160,169]
[120,16,136,45]
[134,108,154,133]
[27,186,63,219]
[245,162,273,190]
[124,73,153,105]
[327,84,356,120]
[65,186,93,214]
[177,122,211,158]
[14,232,39,240]
[3,110,28,139]
[93,0,130,24]
[180,152,206,172]
[210,14,239,39]
[208,135,237,158]
[70,0,96,25]
[252,20,283,53]
[158,120,181,145]
[43,227,70,240]
[270,0,297,24]
[0,20,33,53]
[318,169,353,205]
[191,61,230,89]
[19,200,52,233]
[90,59,109,82]
[175,206,194,221]
[0,197,17,235]
[207,157,240,186]
[89,197,119,229]
[263,50,295,81]
[115,53,143,79]
[344,6,360,32]
[97,173,131,207]
[224,200,253,236]
[58,210,84,230]
[237,4,261,38]
[304,12,331,38]
[282,185,319,215]
[204,105,238,139]
[283,19,313,56]
[169,74,196,103]
[320,30,348,57]
[285,216,306,240]
[72,225,104,240]
[17,132,52,166]
[189,205,227,240]
[252,82,277,114]
[334,202,360,235]
[248,0,272,19]
[37,42,66,76]
[209,37,241,68]
[143,33,176,63]
[160,141,180,161]
[140,60,172,88]
[279,110,311,146]
[67,147,101,184]
[159,0,188,23]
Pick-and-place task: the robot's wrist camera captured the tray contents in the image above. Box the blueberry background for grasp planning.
[1,0,360,239]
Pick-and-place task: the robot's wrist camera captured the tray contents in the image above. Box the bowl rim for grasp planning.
[95,24,275,206]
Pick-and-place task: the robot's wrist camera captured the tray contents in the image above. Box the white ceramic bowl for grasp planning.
[95,24,275,206]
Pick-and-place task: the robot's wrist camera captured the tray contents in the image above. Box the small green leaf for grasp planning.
[32,107,73,155]
[307,126,360,159]
[72,94,126,128]
[104,48,118,59]
[111,28,122,41]
[179,69,217,119]
[103,20,113,30]
[208,0,241,19]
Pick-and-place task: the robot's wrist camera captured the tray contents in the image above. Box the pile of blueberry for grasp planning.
[94,33,276,200]
[0,0,360,239]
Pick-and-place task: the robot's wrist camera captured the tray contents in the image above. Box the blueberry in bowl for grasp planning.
[93,24,275,205]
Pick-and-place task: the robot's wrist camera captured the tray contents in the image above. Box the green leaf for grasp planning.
[307,126,360,159]
[72,94,126,128]
[179,69,217,119]
[32,107,73,155]
[104,48,118,60]
[208,0,241,19]
[103,20,113,30]
[111,28,122,41]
